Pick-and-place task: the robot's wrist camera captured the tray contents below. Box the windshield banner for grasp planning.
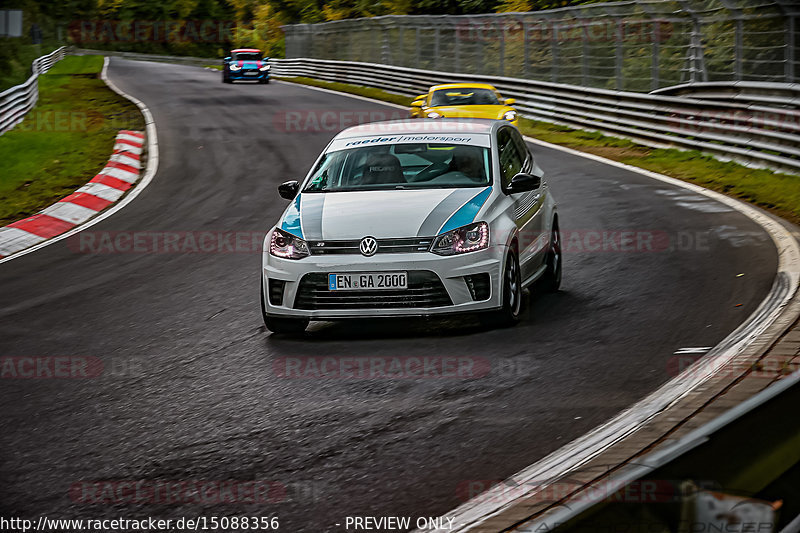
[328,133,491,152]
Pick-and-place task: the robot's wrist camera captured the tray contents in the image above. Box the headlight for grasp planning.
[259,64,271,71]
[270,228,310,260]
[229,64,241,71]
[427,112,442,119]
[430,222,489,256]
[503,110,517,121]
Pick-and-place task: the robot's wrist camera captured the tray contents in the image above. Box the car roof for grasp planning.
[429,83,498,92]
[335,119,499,140]
[231,48,261,53]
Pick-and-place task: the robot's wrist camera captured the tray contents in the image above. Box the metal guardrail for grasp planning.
[271,58,800,175]
[282,1,800,92]
[652,81,800,108]
[0,46,66,136]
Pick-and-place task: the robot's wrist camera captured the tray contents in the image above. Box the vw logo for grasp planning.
[359,236,378,257]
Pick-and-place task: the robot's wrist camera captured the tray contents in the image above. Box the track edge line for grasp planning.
[0,56,160,265]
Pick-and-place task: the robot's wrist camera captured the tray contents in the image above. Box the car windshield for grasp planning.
[430,88,500,106]
[303,143,492,192]
[232,52,262,61]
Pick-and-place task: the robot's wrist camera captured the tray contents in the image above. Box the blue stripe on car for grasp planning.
[416,189,481,237]
[299,194,325,240]
[281,194,304,239]
[438,187,492,234]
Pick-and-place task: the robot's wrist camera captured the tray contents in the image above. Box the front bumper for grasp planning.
[228,69,269,81]
[262,232,505,319]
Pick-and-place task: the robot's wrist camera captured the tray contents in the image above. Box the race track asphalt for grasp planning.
[0,59,778,531]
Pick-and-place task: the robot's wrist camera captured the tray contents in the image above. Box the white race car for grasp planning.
[261,119,561,334]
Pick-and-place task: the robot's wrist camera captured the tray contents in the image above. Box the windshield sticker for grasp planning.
[329,134,490,152]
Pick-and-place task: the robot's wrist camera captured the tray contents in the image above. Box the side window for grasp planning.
[498,128,524,189]
[510,129,532,172]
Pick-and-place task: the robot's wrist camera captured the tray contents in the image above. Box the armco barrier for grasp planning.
[652,81,800,107]
[65,50,800,175]
[0,46,66,135]
[270,58,800,175]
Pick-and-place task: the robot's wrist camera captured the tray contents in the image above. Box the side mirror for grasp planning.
[278,180,300,200]
[416,94,427,101]
[504,98,516,106]
[411,100,424,108]
[224,56,231,61]
[507,172,541,193]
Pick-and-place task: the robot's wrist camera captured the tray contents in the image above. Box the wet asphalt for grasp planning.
[0,59,778,531]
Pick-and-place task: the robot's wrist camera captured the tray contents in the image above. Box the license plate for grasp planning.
[328,272,408,291]
[244,71,259,76]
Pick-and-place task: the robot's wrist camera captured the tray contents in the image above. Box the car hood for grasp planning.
[428,105,513,120]
[278,187,493,240]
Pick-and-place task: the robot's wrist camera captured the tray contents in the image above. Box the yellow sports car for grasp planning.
[410,83,518,127]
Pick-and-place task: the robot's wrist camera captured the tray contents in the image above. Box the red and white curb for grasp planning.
[0,130,144,258]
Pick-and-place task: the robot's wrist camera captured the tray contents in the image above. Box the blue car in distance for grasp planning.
[222,48,271,84]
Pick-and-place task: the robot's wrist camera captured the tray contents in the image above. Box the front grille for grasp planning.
[294,271,452,310]
[307,237,433,255]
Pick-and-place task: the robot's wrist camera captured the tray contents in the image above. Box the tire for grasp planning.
[261,280,308,335]
[539,220,562,292]
[482,250,522,328]
[261,78,270,84]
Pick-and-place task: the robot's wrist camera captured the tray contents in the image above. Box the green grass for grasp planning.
[278,76,800,224]
[44,55,105,75]
[205,65,222,71]
[0,55,144,225]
